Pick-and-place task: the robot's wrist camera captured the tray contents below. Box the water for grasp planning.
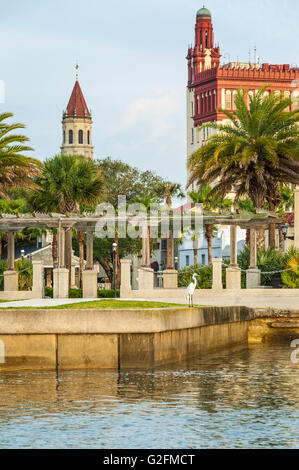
[0,343,298,449]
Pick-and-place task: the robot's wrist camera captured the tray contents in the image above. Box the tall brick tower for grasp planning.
[61,64,93,159]
[186,7,299,190]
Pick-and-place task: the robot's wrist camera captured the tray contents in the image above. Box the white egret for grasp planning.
[185,273,199,307]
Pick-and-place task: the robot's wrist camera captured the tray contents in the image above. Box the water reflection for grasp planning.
[0,344,298,448]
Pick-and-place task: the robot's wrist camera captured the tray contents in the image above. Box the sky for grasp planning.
[1,0,299,187]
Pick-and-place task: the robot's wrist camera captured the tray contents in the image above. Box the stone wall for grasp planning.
[0,306,298,371]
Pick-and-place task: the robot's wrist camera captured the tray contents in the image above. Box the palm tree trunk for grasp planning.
[269,224,276,249]
[193,239,198,265]
[78,231,85,289]
[246,229,250,246]
[99,257,113,285]
[257,229,265,251]
[206,224,212,265]
[165,231,174,269]
[268,200,276,249]
[115,233,121,289]
[52,231,58,264]
[279,224,284,255]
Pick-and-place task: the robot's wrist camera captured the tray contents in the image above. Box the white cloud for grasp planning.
[116,89,180,143]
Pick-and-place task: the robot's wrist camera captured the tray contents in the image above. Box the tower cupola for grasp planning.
[61,64,93,159]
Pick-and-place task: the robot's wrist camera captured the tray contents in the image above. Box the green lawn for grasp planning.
[2,300,186,310]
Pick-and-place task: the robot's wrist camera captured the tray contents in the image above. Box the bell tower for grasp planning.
[188,6,220,78]
[61,64,93,159]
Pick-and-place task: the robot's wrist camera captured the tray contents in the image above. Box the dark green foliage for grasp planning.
[0,260,8,290]
[97,289,120,298]
[178,263,228,289]
[45,287,53,298]
[69,288,82,298]
[15,258,32,291]
[43,287,120,299]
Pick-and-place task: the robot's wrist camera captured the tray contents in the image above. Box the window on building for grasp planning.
[78,130,83,144]
[69,130,73,144]
[63,131,65,144]
[87,130,90,145]
[186,255,190,267]
[191,101,194,116]
[201,254,206,265]
[225,91,232,110]
[161,240,167,250]
[191,128,194,144]
[205,31,208,48]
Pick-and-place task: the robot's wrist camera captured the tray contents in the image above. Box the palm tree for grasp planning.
[189,185,232,265]
[159,183,184,270]
[28,154,104,286]
[0,112,42,197]
[188,86,299,249]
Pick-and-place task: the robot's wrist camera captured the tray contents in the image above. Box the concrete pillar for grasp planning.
[58,225,65,268]
[230,225,238,266]
[82,232,97,298]
[71,265,76,287]
[141,223,151,267]
[86,232,94,270]
[7,231,15,270]
[163,270,178,288]
[120,259,132,297]
[4,271,18,292]
[226,225,241,290]
[295,187,299,249]
[65,227,72,268]
[246,228,261,288]
[82,270,97,298]
[32,261,44,298]
[137,267,154,291]
[4,231,18,291]
[249,228,257,269]
[212,258,223,290]
[53,268,69,299]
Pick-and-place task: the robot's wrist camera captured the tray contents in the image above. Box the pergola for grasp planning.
[0,211,284,296]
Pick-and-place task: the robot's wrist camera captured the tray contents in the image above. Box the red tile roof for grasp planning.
[285,212,294,224]
[66,80,90,118]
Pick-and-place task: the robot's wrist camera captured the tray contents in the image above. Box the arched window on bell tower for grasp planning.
[69,130,73,144]
[78,130,83,144]
[87,130,90,145]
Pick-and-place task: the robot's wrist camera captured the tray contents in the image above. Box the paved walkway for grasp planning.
[0,296,298,310]
[0,298,99,308]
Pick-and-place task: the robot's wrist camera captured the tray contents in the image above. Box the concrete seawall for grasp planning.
[0,306,298,371]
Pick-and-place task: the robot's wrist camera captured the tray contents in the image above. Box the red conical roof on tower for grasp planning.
[66,64,90,118]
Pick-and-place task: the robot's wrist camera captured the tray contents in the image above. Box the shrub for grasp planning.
[15,258,32,291]
[178,263,228,289]
[69,288,82,298]
[281,253,299,288]
[45,286,53,298]
[97,289,120,298]
[238,246,285,287]
[0,260,8,291]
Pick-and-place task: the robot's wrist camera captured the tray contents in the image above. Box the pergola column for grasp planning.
[164,230,178,289]
[4,231,18,292]
[294,186,299,249]
[53,225,69,298]
[246,228,261,289]
[82,232,97,299]
[65,227,73,288]
[226,225,241,290]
